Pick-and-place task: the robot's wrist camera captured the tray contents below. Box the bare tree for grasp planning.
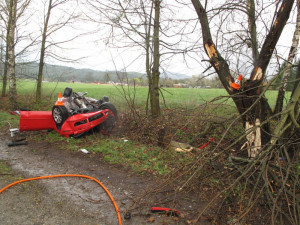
[274,0,300,114]
[84,0,162,116]
[36,0,54,103]
[191,0,295,157]
[0,31,4,88]
[0,2,11,97]
[0,0,32,106]
[247,0,259,64]
[7,0,18,109]
[85,0,196,117]
[149,0,161,116]
[1,37,8,97]
[186,2,300,223]
[35,0,80,102]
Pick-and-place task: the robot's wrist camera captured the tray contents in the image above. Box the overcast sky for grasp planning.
[6,0,298,78]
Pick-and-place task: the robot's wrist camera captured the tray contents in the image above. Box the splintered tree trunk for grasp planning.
[244,0,294,156]
[238,80,271,157]
[7,0,18,109]
[274,0,300,114]
[191,0,294,157]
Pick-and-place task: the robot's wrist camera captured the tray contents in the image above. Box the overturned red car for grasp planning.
[12,87,117,138]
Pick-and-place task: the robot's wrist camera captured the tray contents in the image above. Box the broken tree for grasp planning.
[191,0,295,157]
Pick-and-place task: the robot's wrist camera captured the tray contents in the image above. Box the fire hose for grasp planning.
[0,174,122,225]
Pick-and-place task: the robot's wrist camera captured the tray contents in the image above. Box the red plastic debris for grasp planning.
[198,137,214,149]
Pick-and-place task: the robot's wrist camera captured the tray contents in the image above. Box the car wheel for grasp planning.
[63,87,73,97]
[99,102,117,133]
[52,106,69,129]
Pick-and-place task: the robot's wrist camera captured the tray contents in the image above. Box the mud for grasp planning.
[0,133,209,225]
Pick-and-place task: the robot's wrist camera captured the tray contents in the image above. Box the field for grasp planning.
[0,80,296,224]
[0,79,288,111]
[0,80,291,174]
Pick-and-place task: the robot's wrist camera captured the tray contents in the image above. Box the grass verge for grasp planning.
[0,161,25,185]
[28,130,196,175]
[0,111,19,130]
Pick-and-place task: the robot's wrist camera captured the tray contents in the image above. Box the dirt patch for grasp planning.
[0,133,210,225]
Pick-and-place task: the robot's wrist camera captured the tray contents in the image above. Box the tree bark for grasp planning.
[150,0,161,117]
[145,1,153,115]
[191,0,234,92]
[274,0,300,114]
[1,12,11,97]
[191,0,295,157]
[7,0,18,109]
[36,0,53,103]
[0,37,6,97]
[247,0,259,64]
[251,0,294,79]
[292,61,300,96]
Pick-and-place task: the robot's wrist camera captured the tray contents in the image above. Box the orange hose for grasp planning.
[0,174,122,225]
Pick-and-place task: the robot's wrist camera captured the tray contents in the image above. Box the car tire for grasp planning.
[99,102,117,133]
[52,106,69,129]
[99,102,117,118]
[63,87,73,97]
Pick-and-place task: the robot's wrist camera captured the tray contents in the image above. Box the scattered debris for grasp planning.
[170,141,196,153]
[79,149,90,154]
[175,147,193,153]
[8,138,28,147]
[121,137,129,142]
[198,137,214,149]
[9,128,19,137]
[124,212,131,220]
[147,217,156,223]
[151,207,180,217]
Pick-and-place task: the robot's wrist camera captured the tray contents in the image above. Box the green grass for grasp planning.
[89,139,174,175]
[28,131,180,175]
[0,80,293,176]
[0,80,290,110]
[0,111,19,129]
[0,162,11,174]
[0,161,24,183]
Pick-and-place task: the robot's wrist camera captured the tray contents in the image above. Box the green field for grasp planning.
[0,80,289,111]
[0,79,293,176]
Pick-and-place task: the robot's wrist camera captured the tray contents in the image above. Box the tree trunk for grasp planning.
[274,0,300,114]
[191,0,294,157]
[292,61,300,96]
[36,0,52,103]
[0,41,2,77]
[1,14,11,97]
[145,2,152,115]
[7,0,18,109]
[150,0,161,117]
[247,0,259,64]
[0,38,4,96]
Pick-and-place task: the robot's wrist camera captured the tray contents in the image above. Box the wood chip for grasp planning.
[148,217,155,223]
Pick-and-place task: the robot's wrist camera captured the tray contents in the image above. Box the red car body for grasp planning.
[18,109,112,137]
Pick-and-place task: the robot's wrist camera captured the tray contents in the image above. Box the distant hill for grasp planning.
[12,63,190,83]
[160,71,191,80]
[14,63,145,83]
